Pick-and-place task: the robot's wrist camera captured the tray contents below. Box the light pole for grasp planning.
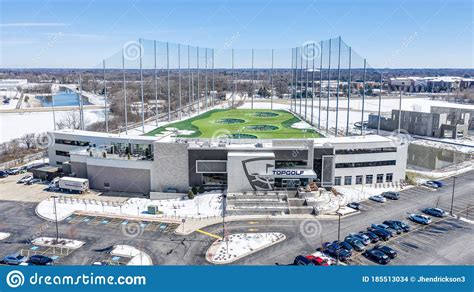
[450,176,456,216]
[337,212,341,266]
[52,196,59,243]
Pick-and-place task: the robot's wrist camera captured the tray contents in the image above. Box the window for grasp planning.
[356,175,363,185]
[104,182,110,188]
[386,173,393,183]
[376,174,384,183]
[335,160,396,169]
[55,139,89,147]
[55,150,70,157]
[334,176,341,186]
[344,176,352,185]
[366,175,373,184]
[335,147,397,155]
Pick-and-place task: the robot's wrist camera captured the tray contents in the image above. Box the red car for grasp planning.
[305,255,329,266]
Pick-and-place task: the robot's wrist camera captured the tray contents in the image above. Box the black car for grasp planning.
[363,249,391,265]
[392,220,410,232]
[382,191,400,200]
[367,227,391,241]
[361,231,380,243]
[331,240,354,252]
[323,244,352,261]
[0,171,8,178]
[422,208,445,218]
[28,255,53,266]
[373,245,397,259]
[344,237,365,252]
[382,220,404,233]
[347,202,360,210]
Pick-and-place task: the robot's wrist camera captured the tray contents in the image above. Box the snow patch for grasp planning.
[111,245,152,266]
[31,237,84,249]
[0,232,11,241]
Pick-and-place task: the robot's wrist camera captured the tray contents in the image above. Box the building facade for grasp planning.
[48,129,408,195]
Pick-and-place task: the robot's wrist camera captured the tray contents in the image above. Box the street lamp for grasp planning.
[450,176,456,216]
[52,196,59,244]
[336,210,342,266]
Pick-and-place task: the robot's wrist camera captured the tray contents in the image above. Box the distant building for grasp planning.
[0,79,27,90]
[388,76,472,92]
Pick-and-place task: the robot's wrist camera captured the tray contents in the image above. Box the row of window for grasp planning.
[335,147,397,155]
[55,150,70,157]
[335,160,396,169]
[334,173,393,186]
[55,139,90,147]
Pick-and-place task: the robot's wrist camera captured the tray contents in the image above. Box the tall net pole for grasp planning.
[346,46,352,136]
[299,47,303,116]
[251,49,255,109]
[232,48,235,108]
[305,44,309,121]
[311,44,315,126]
[271,49,274,110]
[377,72,383,134]
[361,58,367,135]
[318,41,323,130]
[205,48,208,111]
[326,38,331,135]
[197,46,200,114]
[178,44,182,119]
[291,48,295,112]
[188,45,191,116]
[212,48,215,107]
[167,42,171,121]
[103,59,109,132]
[154,40,159,127]
[122,48,128,134]
[79,72,84,130]
[335,36,341,136]
[139,39,145,132]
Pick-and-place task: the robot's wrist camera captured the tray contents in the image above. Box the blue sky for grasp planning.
[0,0,472,68]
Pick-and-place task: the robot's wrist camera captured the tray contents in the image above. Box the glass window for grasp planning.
[386,173,393,183]
[356,175,363,185]
[377,174,384,183]
[334,176,341,186]
[344,176,352,185]
[366,175,373,184]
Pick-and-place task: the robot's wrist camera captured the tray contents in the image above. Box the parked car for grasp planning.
[423,181,440,189]
[391,220,410,232]
[27,255,53,266]
[427,180,445,188]
[408,213,432,225]
[344,237,365,252]
[347,202,360,210]
[323,243,352,261]
[382,220,404,233]
[363,248,391,265]
[422,207,446,218]
[294,255,315,266]
[0,171,8,178]
[369,195,386,203]
[373,245,397,259]
[361,231,380,243]
[348,233,371,245]
[330,240,354,253]
[305,255,329,266]
[367,227,391,241]
[371,223,399,235]
[6,168,21,175]
[26,178,41,185]
[382,191,400,200]
[17,174,33,184]
[2,254,27,265]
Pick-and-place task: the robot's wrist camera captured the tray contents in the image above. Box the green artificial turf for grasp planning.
[144,109,323,139]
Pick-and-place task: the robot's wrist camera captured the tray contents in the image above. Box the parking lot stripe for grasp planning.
[196,229,222,240]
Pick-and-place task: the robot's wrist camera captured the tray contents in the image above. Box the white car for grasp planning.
[17,175,33,184]
[369,195,386,203]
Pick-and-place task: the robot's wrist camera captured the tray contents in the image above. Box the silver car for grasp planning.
[369,195,386,203]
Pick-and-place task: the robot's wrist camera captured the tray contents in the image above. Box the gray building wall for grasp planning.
[71,161,87,178]
[87,165,151,194]
[430,106,474,130]
[152,142,189,192]
[188,149,228,187]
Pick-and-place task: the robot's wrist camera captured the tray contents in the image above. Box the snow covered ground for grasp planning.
[206,232,286,264]
[411,139,474,155]
[0,90,20,110]
[36,192,223,222]
[0,109,105,143]
[0,232,11,241]
[111,245,152,266]
[333,184,409,205]
[32,237,85,249]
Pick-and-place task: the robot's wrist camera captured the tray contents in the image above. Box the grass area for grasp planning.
[144,109,323,139]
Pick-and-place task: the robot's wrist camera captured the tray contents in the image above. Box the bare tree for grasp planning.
[20,133,36,149]
[56,110,81,130]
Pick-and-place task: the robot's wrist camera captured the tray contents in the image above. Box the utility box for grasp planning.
[147,205,159,215]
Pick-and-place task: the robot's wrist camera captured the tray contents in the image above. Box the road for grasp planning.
[0,171,472,265]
